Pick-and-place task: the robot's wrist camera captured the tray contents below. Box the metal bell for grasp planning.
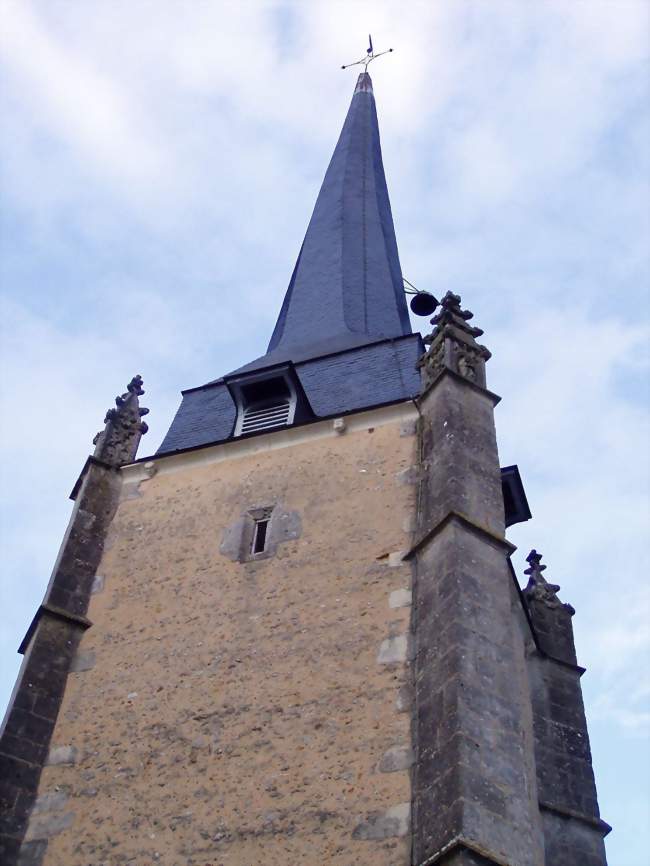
[409,291,438,316]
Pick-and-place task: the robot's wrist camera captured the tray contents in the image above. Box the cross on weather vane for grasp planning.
[341,34,393,71]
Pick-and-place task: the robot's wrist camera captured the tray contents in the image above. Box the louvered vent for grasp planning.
[241,398,291,434]
[231,371,300,438]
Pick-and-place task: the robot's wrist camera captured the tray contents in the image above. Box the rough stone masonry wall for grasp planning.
[24,417,419,866]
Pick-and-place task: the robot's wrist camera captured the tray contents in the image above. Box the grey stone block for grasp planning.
[396,684,413,713]
[46,746,77,767]
[402,514,416,533]
[31,791,69,814]
[220,517,248,561]
[378,746,414,773]
[24,811,74,842]
[352,802,410,840]
[396,466,421,485]
[69,651,95,673]
[387,550,408,567]
[121,481,142,500]
[389,588,412,609]
[377,635,408,664]
[400,419,417,437]
[17,839,48,866]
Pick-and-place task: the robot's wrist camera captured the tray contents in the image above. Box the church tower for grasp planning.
[1,72,610,866]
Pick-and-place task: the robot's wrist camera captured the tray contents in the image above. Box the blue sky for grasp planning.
[1,1,648,861]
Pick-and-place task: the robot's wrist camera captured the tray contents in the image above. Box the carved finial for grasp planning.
[417,291,491,391]
[523,549,574,613]
[429,291,484,339]
[128,374,145,396]
[524,549,546,576]
[93,375,150,467]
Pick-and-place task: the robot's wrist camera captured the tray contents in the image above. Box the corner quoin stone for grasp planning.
[396,466,421,486]
[31,791,69,815]
[46,746,77,767]
[378,746,414,773]
[377,634,408,664]
[69,651,95,673]
[352,802,410,841]
[388,550,407,567]
[396,684,413,713]
[15,839,48,866]
[24,811,74,843]
[400,419,417,437]
[389,588,412,609]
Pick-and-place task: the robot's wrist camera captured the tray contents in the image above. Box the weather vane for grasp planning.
[341,34,393,71]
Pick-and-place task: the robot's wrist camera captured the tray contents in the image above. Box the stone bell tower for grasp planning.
[1,73,609,866]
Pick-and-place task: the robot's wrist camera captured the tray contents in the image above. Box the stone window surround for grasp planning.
[220,502,302,563]
[245,506,275,560]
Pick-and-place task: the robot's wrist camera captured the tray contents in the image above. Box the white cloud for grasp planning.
[0,1,169,196]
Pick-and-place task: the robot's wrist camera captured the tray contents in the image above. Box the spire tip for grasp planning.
[354,72,373,95]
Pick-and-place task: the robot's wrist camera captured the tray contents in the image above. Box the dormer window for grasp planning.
[237,376,295,436]
[226,364,314,439]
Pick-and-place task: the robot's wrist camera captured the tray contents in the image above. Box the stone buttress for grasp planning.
[410,292,609,865]
[0,377,149,866]
[523,551,610,865]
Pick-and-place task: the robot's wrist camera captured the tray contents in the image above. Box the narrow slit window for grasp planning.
[252,518,269,554]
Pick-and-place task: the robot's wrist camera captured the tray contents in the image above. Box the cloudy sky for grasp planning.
[1,0,648,860]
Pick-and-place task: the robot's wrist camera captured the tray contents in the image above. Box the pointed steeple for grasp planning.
[159,74,424,453]
[241,72,411,372]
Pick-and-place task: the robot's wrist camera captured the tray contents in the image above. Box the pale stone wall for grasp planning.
[28,411,419,865]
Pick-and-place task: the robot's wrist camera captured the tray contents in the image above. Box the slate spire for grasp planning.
[246,72,411,371]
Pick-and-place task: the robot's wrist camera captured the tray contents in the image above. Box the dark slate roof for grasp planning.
[157,334,423,455]
[227,71,411,376]
[156,73,422,457]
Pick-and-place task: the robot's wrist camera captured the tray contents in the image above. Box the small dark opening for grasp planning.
[242,376,290,407]
[252,519,269,554]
